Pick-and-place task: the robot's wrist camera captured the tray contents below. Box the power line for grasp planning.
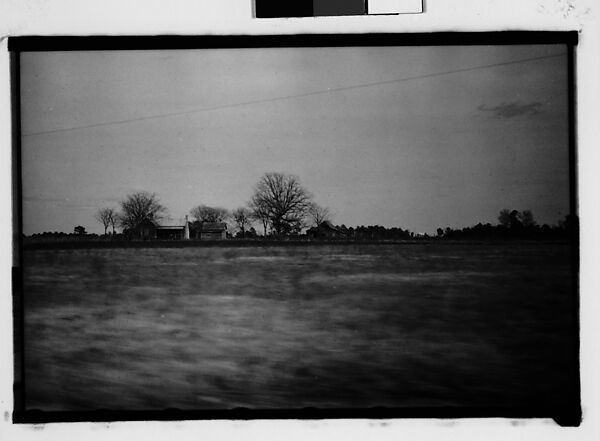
[22,52,565,138]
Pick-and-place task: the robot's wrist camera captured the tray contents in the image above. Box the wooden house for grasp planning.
[130,217,190,240]
[197,222,227,240]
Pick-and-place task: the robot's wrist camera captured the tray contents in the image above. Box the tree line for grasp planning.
[436,209,577,240]
[27,172,576,241]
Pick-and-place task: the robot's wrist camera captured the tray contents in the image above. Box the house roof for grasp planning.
[134,218,159,228]
[201,222,227,232]
[134,218,190,230]
[320,221,339,230]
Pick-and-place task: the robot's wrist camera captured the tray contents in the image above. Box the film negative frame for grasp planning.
[9,31,580,426]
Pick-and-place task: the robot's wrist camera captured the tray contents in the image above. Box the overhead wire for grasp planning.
[21,52,566,138]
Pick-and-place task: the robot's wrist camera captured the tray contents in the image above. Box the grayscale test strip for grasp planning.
[255,0,423,18]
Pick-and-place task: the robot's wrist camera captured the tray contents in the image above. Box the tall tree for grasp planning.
[307,203,332,227]
[232,207,252,238]
[119,191,166,231]
[190,205,229,223]
[95,207,117,235]
[250,172,312,236]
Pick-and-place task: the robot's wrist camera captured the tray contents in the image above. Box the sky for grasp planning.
[20,45,571,235]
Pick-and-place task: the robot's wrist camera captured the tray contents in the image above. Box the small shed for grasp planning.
[199,222,227,240]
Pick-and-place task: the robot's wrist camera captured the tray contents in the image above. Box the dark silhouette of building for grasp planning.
[306,221,347,239]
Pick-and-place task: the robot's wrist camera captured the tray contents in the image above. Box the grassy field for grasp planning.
[21,242,578,412]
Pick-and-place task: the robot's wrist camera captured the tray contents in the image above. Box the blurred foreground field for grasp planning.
[21,242,577,411]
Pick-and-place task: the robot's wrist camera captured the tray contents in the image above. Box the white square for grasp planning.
[367,0,423,14]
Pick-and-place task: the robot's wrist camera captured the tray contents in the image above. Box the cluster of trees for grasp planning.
[93,173,332,238]
[94,208,119,235]
[498,209,536,229]
[326,225,413,241]
[436,209,577,240]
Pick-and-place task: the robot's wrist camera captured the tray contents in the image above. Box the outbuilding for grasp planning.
[197,222,227,240]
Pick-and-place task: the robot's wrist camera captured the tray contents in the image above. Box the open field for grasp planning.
[20,242,578,412]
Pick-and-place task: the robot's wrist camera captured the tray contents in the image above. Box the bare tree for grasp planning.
[250,172,312,236]
[232,207,252,238]
[109,212,118,234]
[248,198,270,236]
[307,203,331,227]
[95,207,117,235]
[190,205,229,223]
[119,191,166,231]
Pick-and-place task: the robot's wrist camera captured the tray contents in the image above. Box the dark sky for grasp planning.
[20,45,570,235]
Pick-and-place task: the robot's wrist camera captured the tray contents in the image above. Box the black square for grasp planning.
[256,0,313,18]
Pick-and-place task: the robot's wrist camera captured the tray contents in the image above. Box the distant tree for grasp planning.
[498,209,512,228]
[190,205,229,223]
[436,228,444,237]
[249,172,312,236]
[232,207,252,238]
[498,209,525,229]
[307,203,332,227]
[119,191,166,231]
[74,225,87,235]
[248,198,271,236]
[95,207,118,235]
[109,213,118,234]
[519,209,536,227]
[558,214,578,235]
[509,210,523,229]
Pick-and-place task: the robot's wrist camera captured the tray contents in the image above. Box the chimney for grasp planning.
[184,215,190,240]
